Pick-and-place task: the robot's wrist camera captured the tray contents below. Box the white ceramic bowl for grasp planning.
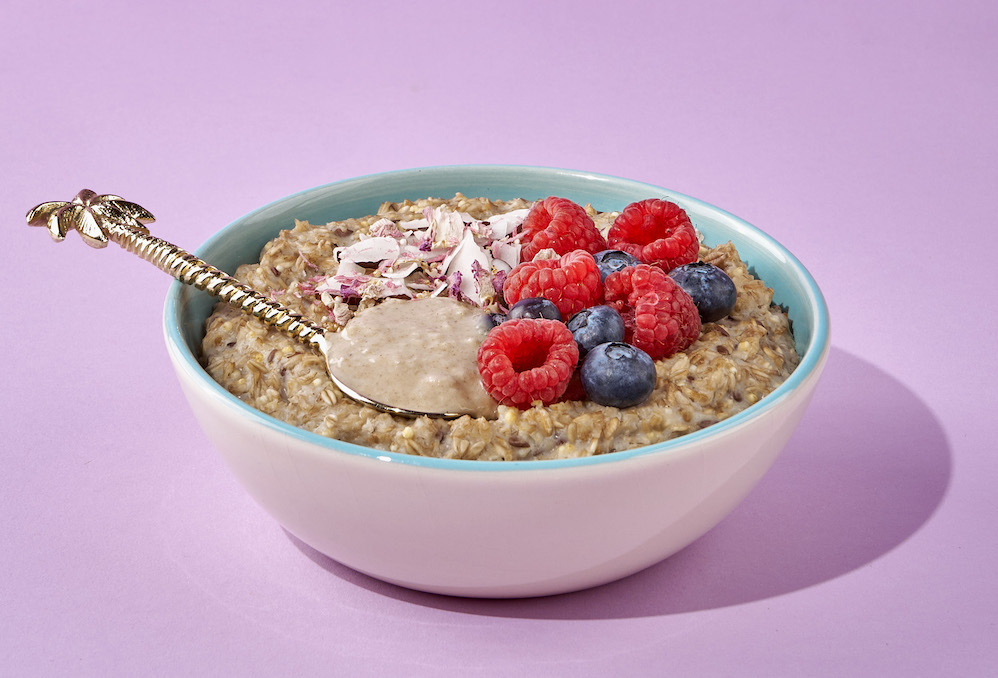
[163,166,830,598]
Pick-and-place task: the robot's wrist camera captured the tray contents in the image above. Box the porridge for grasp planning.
[201,194,799,461]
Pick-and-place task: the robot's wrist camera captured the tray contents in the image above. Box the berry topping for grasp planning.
[519,197,608,262]
[487,312,508,327]
[566,305,626,355]
[580,342,657,408]
[556,367,587,403]
[507,297,562,322]
[603,264,702,360]
[503,249,603,319]
[593,249,641,282]
[607,198,699,271]
[669,262,738,323]
[478,313,503,333]
[477,318,580,408]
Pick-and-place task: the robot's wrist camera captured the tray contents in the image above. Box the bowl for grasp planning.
[163,165,830,598]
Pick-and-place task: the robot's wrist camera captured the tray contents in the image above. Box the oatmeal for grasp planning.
[201,195,799,461]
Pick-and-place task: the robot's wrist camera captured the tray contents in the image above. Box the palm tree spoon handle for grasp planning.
[26,189,465,419]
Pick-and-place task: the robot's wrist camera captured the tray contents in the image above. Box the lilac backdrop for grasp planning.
[2,0,994,675]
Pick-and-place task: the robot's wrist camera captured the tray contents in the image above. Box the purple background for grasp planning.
[3,0,995,675]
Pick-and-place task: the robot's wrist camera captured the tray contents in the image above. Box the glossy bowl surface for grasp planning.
[164,165,829,597]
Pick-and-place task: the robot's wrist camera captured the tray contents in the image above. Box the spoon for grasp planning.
[26,189,474,420]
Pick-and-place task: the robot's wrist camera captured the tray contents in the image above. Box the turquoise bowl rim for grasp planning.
[163,164,830,472]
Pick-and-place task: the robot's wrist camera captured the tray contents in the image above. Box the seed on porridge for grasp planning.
[201,194,799,461]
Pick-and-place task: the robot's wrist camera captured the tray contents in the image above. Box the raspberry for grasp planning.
[520,197,608,261]
[603,264,701,360]
[477,319,580,408]
[607,198,699,271]
[503,249,602,319]
[557,368,587,403]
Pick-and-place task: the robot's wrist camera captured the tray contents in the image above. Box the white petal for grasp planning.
[335,260,366,276]
[485,208,530,239]
[427,206,466,248]
[335,236,401,264]
[491,241,521,271]
[444,228,492,305]
[384,261,421,279]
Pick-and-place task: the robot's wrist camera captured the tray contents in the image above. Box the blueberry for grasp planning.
[580,342,657,408]
[567,305,626,355]
[481,312,507,331]
[669,262,737,323]
[507,297,562,321]
[593,249,641,282]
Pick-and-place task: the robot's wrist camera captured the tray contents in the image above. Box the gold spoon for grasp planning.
[26,189,476,420]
